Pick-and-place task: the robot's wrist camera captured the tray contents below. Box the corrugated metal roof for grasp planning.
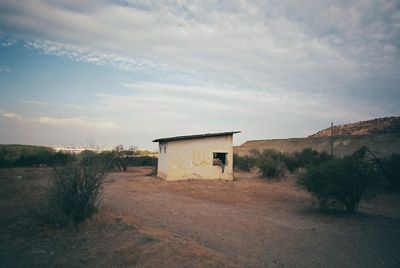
[152,131,241,143]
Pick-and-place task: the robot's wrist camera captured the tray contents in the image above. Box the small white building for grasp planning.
[153,131,240,181]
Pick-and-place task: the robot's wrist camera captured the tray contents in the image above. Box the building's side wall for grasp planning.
[157,142,168,179]
[166,135,233,181]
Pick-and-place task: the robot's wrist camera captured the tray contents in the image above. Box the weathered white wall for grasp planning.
[157,135,234,181]
[157,142,168,179]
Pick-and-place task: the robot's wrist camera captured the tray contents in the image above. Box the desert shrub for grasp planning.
[298,153,380,213]
[0,145,75,167]
[280,154,298,173]
[233,153,255,171]
[380,154,400,191]
[295,148,322,166]
[0,152,11,168]
[112,145,139,171]
[98,151,118,170]
[126,156,156,167]
[255,149,286,179]
[280,148,331,173]
[78,150,99,165]
[77,148,152,172]
[51,151,76,165]
[43,163,106,226]
[295,148,330,168]
[78,150,116,170]
[150,157,158,176]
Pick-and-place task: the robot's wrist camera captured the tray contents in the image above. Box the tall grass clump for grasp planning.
[43,163,107,226]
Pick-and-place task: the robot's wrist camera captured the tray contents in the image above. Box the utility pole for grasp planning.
[330,122,334,157]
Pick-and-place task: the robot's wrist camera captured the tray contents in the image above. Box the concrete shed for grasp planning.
[153,131,240,181]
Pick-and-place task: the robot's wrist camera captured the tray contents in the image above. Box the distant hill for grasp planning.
[235,116,400,157]
[309,116,400,138]
[235,134,400,157]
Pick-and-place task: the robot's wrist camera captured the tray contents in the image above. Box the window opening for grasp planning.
[164,146,166,153]
[213,152,227,173]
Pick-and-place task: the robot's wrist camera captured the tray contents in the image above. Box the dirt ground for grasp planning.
[1,167,400,267]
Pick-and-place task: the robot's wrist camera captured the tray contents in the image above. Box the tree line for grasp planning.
[0,144,156,170]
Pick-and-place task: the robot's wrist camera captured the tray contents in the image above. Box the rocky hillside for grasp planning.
[235,134,400,157]
[235,116,400,157]
[309,116,400,138]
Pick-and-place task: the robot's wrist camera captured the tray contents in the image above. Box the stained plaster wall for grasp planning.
[157,135,233,181]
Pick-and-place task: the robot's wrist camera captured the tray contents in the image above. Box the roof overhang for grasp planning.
[153,131,241,143]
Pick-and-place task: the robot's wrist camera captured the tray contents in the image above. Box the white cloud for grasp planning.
[0,66,13,74]
[0,0,399,146]
[95,82,386,143]
[38,116,115,129]
[1,0,398,95]
[19,100,52,106]
[119,82,383,120]
[1,110,116,129]
[1,112,22,119]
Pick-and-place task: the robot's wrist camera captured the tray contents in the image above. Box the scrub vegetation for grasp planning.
[0,145,74,167]
[298,148,381,213]
[42,163,107,226]
[0,144,156,170]
[234,148,331,179]
[1,167,399,267]
[253,149,286,179]
[0,144,157,226]
[234,147,400,213]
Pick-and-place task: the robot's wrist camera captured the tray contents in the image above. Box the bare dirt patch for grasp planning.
[1,167,400,267]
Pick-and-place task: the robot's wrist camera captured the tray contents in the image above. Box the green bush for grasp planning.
[281,148,331,173]
[150,157,158,176]
[298,154,379,213]
[112,145,139,171]
[281,154,298,173]
[78,150,119,171]
[126,155,156,167]
[78,150,99,166]
[0,144,156,170]
[233,153,255,171]
[294,148,330,168]
[43,163,106,226]
[380,154,400,191]
[0,144,75,167]
[77,149,154,172]
[255,149,286,179]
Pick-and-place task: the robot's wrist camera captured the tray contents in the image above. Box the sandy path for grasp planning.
[103,168,400,267]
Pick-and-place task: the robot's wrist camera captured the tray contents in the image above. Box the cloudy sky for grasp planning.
[0,0,399,149]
